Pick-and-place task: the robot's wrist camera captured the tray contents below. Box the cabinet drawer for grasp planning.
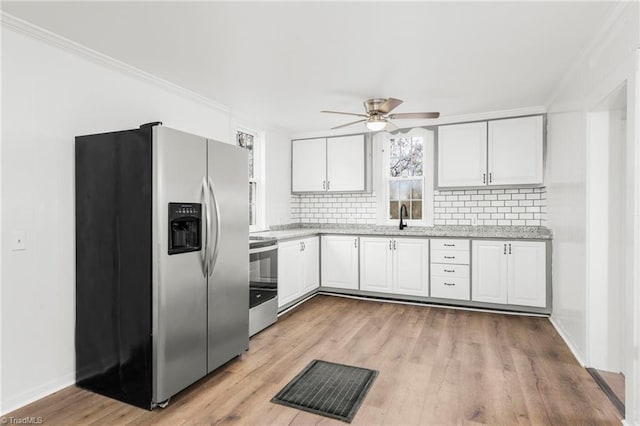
[431,239,469,251]
[431,276,470,301]
[431,250,470,265]
[431,264,469,278]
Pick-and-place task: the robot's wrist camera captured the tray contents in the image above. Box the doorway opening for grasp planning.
[586,82,628,416]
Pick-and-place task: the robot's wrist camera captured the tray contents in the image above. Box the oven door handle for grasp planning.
[249,244,278,255]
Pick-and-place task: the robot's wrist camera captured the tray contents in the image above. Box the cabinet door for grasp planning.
[437,122,487,187]
[292,138,326,192]
[326,135,365,191]
[359,237,393,293]
[393,238,429,296]
[321,235,359,290]
[507,241,546,307]
[472,240,508,304]
[301,237,320,294]
[277,240,302,307]
[488,116,543,185]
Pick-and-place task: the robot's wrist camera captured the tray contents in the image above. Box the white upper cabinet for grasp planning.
[488,116,544,186]
[437,115,544,188]
[437,122,487,187]
[292,138,326,192]
[326,135,365,191]
[292,135,366,193]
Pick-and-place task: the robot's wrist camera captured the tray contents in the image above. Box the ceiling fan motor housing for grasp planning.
[364,98,388,113]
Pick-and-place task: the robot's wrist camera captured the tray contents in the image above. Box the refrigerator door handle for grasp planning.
[201,177,209,277]
[208,176,221,276]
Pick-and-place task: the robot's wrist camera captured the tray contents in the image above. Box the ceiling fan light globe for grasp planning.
[366,118,387,131]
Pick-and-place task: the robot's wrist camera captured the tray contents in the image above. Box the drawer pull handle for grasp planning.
[444,256,455,259]
[444,243,455,247]
[444,269,455,273]
[444,282,456,286]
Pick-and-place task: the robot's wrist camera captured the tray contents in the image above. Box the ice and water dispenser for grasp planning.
[168,203,202,255]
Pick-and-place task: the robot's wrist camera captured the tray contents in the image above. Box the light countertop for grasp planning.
[250,224,552,242]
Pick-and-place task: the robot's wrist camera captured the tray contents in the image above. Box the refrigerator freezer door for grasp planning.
[152,126,208,403]
[207,139,250,372]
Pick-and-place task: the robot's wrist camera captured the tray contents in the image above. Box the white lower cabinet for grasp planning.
[359,237,393,293]
[472,240,546,308]
[278,236,319,308]
[321,235,359,290]
[430,239,471,301]
[507,241,547,307]
[360,237,429,297]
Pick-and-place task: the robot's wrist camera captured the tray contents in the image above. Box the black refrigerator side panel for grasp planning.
[75,128,153,409]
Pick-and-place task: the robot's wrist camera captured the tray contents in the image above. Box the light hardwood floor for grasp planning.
[6,295,621,425]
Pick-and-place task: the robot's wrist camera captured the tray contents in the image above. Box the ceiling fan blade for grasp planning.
[321,110,369,118]
[331,119,367,130]
[385,121,399,132]
[378,98,403,114]
[388,112,440,119]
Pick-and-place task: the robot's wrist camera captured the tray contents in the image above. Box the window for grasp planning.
[388,136,424,220]
[378,127,434,226]
[236,130,259,228]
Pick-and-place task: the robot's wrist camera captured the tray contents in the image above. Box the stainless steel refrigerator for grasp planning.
[75,123,249,409]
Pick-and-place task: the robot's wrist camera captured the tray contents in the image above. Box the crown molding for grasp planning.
[0,12,230,114]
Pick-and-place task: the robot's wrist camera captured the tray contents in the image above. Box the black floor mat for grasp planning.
[271,360,378,423]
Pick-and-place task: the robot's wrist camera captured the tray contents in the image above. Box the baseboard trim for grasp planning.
[1,373,75,416]
[317,291,548,317]
[586,368,625,417]
[548,316,587,367]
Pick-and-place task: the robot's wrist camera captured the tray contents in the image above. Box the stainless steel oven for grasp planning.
[249,238,278,336]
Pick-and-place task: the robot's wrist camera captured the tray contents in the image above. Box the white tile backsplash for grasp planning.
[434,187,547,226]
[291,193,377,224]
[291,187,547,226]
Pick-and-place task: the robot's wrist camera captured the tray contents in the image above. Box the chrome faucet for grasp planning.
[399,204,408,230]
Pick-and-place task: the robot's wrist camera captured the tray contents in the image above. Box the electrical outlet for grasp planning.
[12,231,26,251]
[471,216,478,226]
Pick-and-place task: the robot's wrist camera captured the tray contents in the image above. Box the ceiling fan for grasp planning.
[321,98,440,132]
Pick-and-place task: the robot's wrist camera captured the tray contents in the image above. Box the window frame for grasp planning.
[380,127,435,227]
[236,127,265,232]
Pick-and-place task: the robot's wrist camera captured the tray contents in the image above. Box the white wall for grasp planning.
[263,129,291,227]
[0,20,233,414]
[545,2,639,423]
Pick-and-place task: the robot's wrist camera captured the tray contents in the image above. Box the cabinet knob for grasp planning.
[354,238,358,248]
[327,181,330,190]
[322,181,326,190]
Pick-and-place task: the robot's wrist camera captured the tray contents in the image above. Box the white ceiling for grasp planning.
[2,1,616,135]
